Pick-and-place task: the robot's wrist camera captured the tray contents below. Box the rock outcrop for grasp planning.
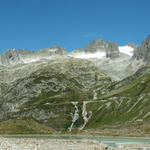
[85,39,120,58]
[133,35,150,64]
[125,35,150,76]
[105,41,120,58]
[0,46,68,66]
[85,38,106,53]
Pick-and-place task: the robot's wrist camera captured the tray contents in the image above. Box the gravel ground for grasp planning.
[0,137,147,150]
[0,137,102,150]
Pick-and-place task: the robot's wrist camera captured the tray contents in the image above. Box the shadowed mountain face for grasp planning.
[0,36,149,135]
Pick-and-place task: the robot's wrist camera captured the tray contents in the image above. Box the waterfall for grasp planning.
[68,102,79,132]
[80,101,92,130]
[93,90,97,100]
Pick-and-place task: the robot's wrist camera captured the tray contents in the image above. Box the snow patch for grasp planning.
[119,46,134,56]
[23,58,41,63]
[69,51,106,59]
[23,56,56,64]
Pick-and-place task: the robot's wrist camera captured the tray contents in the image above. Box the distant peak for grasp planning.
[146,34,150,41]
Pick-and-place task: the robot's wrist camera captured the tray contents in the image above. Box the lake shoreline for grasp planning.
[0,136,150,150]
[2,134,150,140]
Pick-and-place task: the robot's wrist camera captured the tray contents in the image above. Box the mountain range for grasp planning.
[0,35,149,136]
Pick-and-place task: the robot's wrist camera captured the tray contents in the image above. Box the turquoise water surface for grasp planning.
[92,137,150,149]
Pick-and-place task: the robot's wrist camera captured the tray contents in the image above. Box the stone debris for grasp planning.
[0,137,142,150]
[0,138,100,150]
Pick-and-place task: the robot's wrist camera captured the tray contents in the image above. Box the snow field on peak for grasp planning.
[119,45,134,56]
[69,51,106,59]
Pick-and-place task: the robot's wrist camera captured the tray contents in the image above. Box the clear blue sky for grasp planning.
[0,0,150,53]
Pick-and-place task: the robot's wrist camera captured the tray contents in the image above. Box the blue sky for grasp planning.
[0,0,150,53]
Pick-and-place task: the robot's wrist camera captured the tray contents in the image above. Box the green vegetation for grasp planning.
[0,119,55,134]
[83,66,150,136]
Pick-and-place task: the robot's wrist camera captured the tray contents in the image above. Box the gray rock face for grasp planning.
[133,35,150,64]
[105,42,120,58]
[85,39,120,58]
[92,53,132,80]
[85,38,106,53]
[0,49,26,66]
[0,46,68,66]
[125,35,150,76]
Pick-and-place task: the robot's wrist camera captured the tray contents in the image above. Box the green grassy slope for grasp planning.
[0,119,55,134]
[84,66,150,136]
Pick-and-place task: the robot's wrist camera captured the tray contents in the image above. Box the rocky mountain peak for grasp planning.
[85,38,106,53]
[37,45,68,55]
[145,34,150,41]
[142,35,150,50]
[85,38,120,58]
[133,35,150,64]
[106,42,120,58]
[0,49,23,66]
[0,46,68,66]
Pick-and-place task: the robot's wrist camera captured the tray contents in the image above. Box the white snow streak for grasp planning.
[23,58,41,63]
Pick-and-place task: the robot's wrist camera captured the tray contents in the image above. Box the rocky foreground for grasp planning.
[0,137,147,150]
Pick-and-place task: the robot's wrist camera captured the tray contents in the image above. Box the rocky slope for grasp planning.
[69,38,136,80]
[0,57,111,132]
[133,35,150,63]
[84,65,150,136]
[0,35,149,135]
[126,35,150,75]
[0,46,67,67]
